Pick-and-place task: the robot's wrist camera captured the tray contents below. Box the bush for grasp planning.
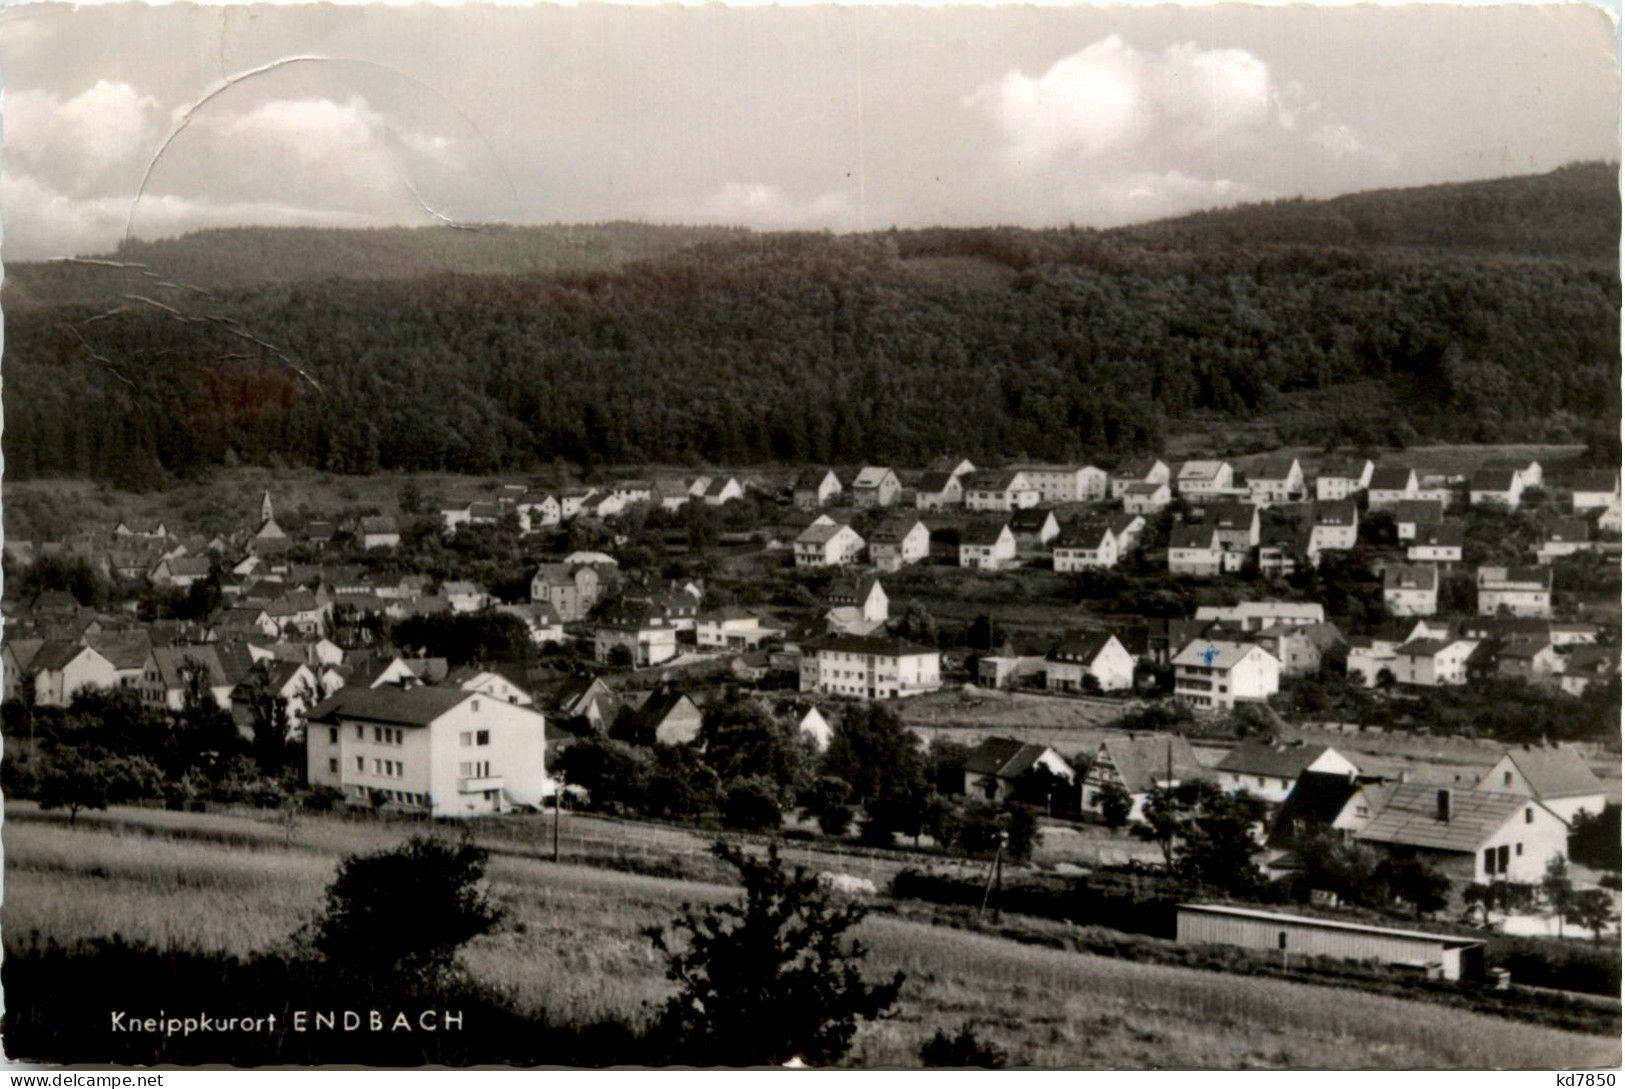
[920,1025,1008,1068]
[721,776,783,832]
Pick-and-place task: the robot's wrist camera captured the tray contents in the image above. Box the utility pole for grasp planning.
[552,789,561,862]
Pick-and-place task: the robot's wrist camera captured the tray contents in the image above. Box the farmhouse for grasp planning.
[31,642,118,707]
[850,467,902,508]
[963,737,1075,804]
[1356,785,1568,885]
[1476,565,1552,618]
[1171,639,1280,710]
[963,470,1040,512]
[1082,733,1207,825]
[149,554,211,589]
[1044,633,1135,693]
[1383,564,1438,617]
[701,476,744,506]
[800,635,941,700]
[1175,904,1484,982]
[306,686,550,818]
[1215,740,1358,804]
[959,522,1018,570]
[1474,743,1607,826]
[1052,522,1118,572]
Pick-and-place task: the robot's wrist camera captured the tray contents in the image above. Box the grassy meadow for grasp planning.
[4,802,1617,1068]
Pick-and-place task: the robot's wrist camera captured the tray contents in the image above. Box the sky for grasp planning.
[1,2,1618,260]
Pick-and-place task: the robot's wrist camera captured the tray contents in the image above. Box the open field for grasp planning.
[4,803,1616,1067]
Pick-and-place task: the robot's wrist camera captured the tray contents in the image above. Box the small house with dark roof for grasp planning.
[1109,458,1170,499]
[1367,466,1420,509]
[1247,456,1306,506]
[913,470,964,510]
[1570,470,1620,512]
[849,467,902,508]
[958,521,1018,570]
[1053,521,1118,572]
[1393,498,1444,540]
[1476,565,1552,619]
[963,470,1040,513]
[1045,633,1135,693]
[963,736,1076,804]
[1383,563,1438,617]
[1314,457,1374,501]
[1469,467,1526,508]
[1407,522,1465,564]
[1082,733,1207,824]
[622,688,703,746]
[1356,784,1568,884]
[1535,518,1593,561]
[1215,740,1358,805]
[793,468,843,510]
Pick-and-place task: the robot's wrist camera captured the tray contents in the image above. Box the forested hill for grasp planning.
[4,164,1619,485]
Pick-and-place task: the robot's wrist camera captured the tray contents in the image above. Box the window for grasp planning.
[1277,931,1288,950]
[471,699,480,712]
[328,759,338,774]
[1526,808,1534,824]
[476,730,490,746]
[1483,848,1497,876]
[460,731,472,747]
[1504,771,1514,787]
[328,728,338,745]
[1497,845,1510,873]
[355,756,364,772]
[355,725,363,739]
[1516,843,1523,856]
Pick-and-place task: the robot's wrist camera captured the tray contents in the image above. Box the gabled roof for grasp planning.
[1251,456,1300,482]
[1563,645,1619,677]
[1357,784,1539,853]
[86,631,155,671]
[1269,770,1369,844]
[960,521,1013,546]
[1046,632,1118,665]
[1169,524,1219,550]
[4,637,46,673]
[1057,522,1113,549]
[1317,458,1370,479]
[1008,507,1057,533]
[32,640,97,674]
[1313,501,1358,527]
[851,466,896,489]
[1570,470,1620,493]
[359,515,399,534]
[1209,502,1258,530]
[868,517,925,544]
[965,736,1064,780]
[1477,565,1552,589]
[1094,733,1205,794]
[148,645,230,690]
[161,555,212,577]
[1113,458,1163,479]
[794,468,838,489]
[1369,466,1417,491]
[1171,639,1269,670]
[916,471,958,494]
[814,634,936,657]
[1124,481,1167,496]
[1413,523,1465,548]
[308,685,474,728]
[1540,519,1590,544]
[962,470,1026,492]
[1498,744,1605,799]
[1216,739,1339,779]
[796,522,855,545]
[827,574,883,602]
[1469,468,1520,491]
[1178,459,1229,481]
[1393,499,1444,524]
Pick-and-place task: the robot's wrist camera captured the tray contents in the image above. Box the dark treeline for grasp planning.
[5,165,1618,486]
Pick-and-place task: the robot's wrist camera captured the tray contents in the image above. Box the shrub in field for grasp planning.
[35,745,162,824]
[920,1024,1009,1068]
[722,776,784,832]
[646,842,904,1067]
[307,835,502,985]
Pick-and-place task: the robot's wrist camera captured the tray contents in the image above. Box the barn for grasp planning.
[1175,903,1485,981]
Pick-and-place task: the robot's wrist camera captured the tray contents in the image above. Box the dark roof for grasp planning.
[1393,499,1444,524]
[1216,740,1341,779]
[1358,784,1536,853]
[1477,565,1552,589]
[1209,502,1258,530]
[960,521,1012,546]
[1269,771,1369,846]
[1057,522,1112,549]
[965,736,1065,780]
[794,468,837,489]
[868,517,924,544]
[962,470,1025,492]
[1114,458,1163,479]
[1093,734,1205,795]
[815,634,936,657]
[916,471,958,494]
[1009,507,1057,533]
[1369,466,1416,490]
[1047,632,1118,664]
[1413,523,1465,548]
[1540,519,1590,543]
[1570,470,1620,493]
[1313,501,1358,527]
[32,640,93,673]
[1169,524,1218,549]
[1385,564,1437,591]
[1470,468,1520,491]
[308,685,473,727]
[1252,456,1300,481]
[359,516,398,534]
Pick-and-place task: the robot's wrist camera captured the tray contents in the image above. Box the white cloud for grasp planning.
[5,80,163,195]
[1065,170,1264,227]
[686,182,860,230]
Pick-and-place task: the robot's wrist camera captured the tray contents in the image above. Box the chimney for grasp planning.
[1436,788,1452,823]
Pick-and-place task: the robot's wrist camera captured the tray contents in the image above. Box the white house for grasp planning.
[306,686,550,818]
[1356,785,1568,885]
[850,467,902,508]
[1175,460,1235,501]
[794,522,866,568]
[1007,464,1104,503]
[1570,470,1620,513]
[1082,734,1208,825]
[592,602,680,667]
[1045,633,1135,693]
[794,468,843,509]
[1008,507,1062,551]
[959,522,1018,570]
[1247,457,1307,506]
[1052,522,1118,572]
[963,470,1040,512]
[1408,522,1464,564]
[1383,564,1439,617]
[1122,481,1172,516]
[795,705,833,750]
[801,635,941,700]
[30,642,119,707]
[1394,499,1445,541]
[867,517,931,571]
[963,737,1075,804]
[913,472,964,510]
[1367,466,1420,510]
[1171,639,1280,710]
[1109,458,1170,499]
[826,574,889,627]
[1391,638,1480,687]
[1315,458,1374,501]
[1474,744,1607,826]
[697,607,779,650]
[359,516,401,550]
[1468,468,1525,509]
[1535,519,1593,562]
[701,477,744,506]
[1214,740,1358,804]
[1168,525,1224,577]
[1209,503,1261,552]
[1476,566,1552,618]
[1307,500,1358,561]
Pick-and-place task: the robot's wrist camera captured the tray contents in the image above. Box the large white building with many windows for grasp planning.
[799,635,941,700]
[306,686,551,818]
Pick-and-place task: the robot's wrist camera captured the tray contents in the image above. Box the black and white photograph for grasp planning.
[0,0,1620,1071]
